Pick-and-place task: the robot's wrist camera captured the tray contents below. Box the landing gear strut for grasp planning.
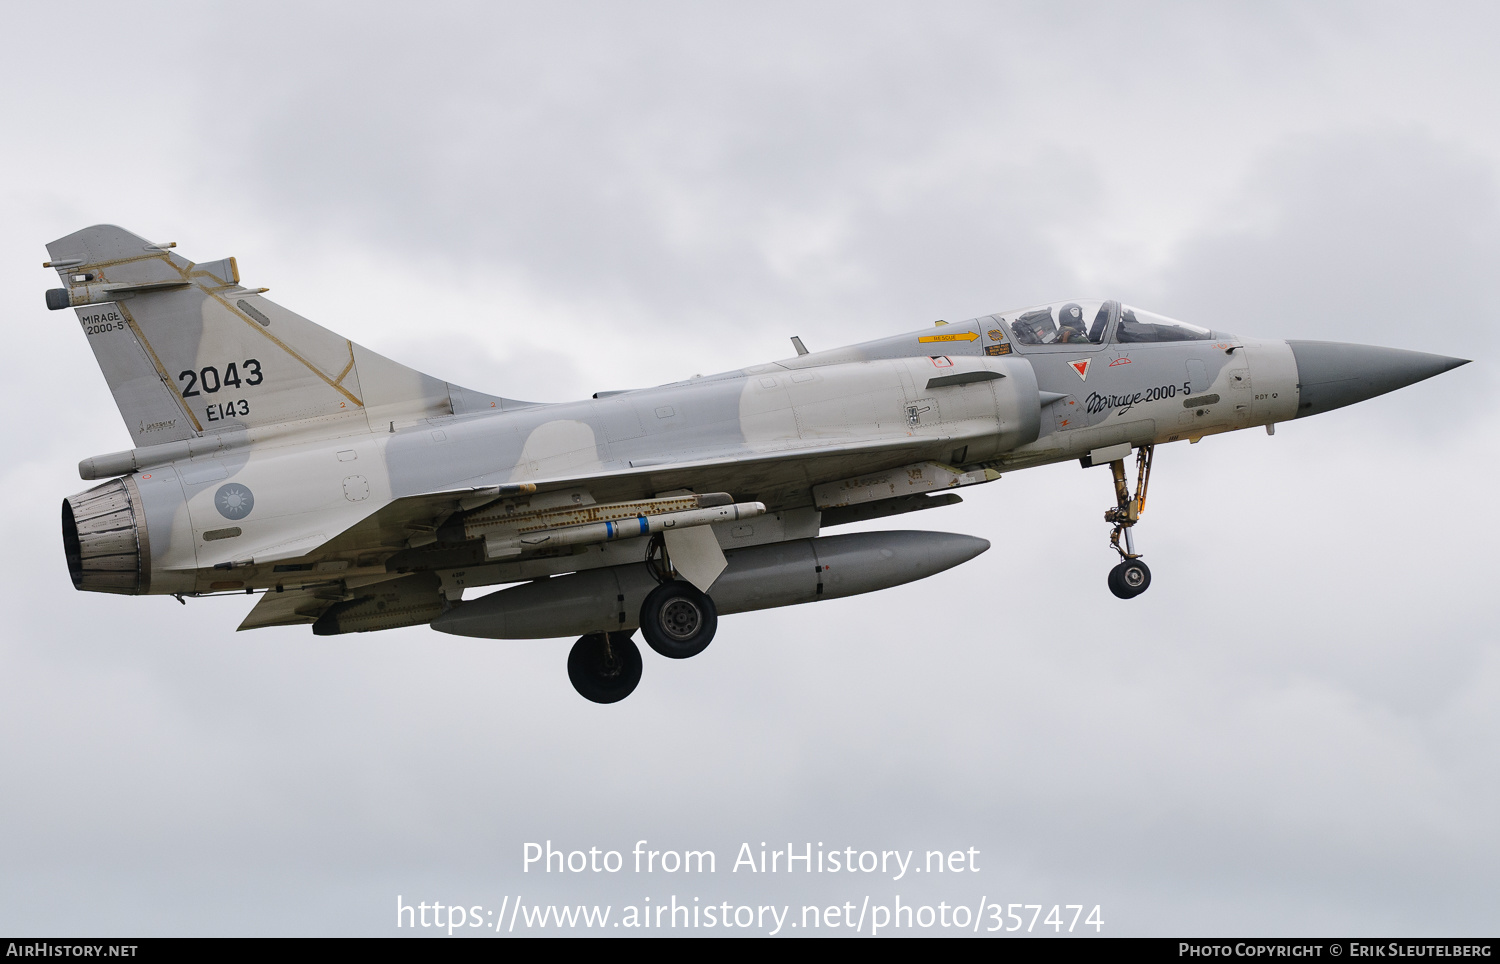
[1104,444,1154,599]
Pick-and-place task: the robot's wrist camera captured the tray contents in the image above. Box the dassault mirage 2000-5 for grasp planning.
[47,225,1467,702]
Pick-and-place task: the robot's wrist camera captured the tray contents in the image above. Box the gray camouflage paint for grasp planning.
[46,225,1465,633]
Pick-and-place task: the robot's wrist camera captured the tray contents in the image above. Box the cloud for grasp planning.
[1155,128,1500,361]
[0,1,1495,937]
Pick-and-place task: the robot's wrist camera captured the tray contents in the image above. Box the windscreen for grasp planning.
[1115,306,1213,343]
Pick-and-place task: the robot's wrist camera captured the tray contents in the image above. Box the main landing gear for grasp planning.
[640,580,718,659]
[566,533,721,703]
[1103,444,1154,600]
[567,631,643,703]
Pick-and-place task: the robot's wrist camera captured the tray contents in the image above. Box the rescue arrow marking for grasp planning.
[918,332,979,343]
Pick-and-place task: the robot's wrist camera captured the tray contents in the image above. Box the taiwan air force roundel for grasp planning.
[1069,358,1091,380]
[215,483,255,520]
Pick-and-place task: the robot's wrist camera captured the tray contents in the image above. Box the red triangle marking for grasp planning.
[1070,359,1091,379]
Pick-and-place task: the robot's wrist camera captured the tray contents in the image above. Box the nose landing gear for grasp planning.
[1104,444,1154,599]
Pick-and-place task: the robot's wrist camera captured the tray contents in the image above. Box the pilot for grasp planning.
[1056,303,1088,343]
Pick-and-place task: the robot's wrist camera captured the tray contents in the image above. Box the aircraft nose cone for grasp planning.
[1288,341,1469,418]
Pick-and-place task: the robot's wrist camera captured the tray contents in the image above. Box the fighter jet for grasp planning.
[47,225,1467,702]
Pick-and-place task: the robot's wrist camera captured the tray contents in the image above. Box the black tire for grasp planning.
[567,632,643,703]
[639,580,718,659]
[1109,558,1151,599]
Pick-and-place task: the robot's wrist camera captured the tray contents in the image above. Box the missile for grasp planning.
[431,529,990,640]
[482,501,766,559]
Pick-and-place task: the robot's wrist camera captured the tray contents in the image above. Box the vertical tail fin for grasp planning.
[45,225,512,449]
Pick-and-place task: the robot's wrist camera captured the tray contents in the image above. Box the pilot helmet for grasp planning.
[1058,303,1086,334]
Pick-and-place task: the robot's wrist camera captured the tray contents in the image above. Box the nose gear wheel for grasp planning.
[1108,558,1152,599]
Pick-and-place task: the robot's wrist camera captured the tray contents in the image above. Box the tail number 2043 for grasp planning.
[178,360,263,396]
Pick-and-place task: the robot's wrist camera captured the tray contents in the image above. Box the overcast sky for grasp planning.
[0,2,1495,937]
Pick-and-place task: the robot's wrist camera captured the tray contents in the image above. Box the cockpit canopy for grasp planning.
[999,300,1214,347]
